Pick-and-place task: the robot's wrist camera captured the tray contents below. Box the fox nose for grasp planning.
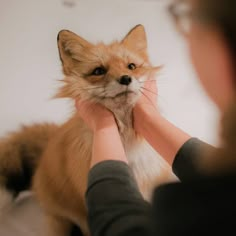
[119,75,132,86]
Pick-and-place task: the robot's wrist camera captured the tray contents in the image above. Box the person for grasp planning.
[76,0,236,235]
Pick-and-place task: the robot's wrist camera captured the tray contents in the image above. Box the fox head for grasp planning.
[56,25,160,110]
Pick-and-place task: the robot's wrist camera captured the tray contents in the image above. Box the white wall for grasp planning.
[0,0,219,144]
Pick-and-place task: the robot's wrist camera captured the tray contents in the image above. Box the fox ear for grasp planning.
[57,30,93,75]
[122,25,147,58]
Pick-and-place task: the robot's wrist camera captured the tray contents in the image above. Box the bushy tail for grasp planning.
[0,123,58,214]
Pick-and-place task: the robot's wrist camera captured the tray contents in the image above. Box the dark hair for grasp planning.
[199,0,236,60]
[197,0,236,174]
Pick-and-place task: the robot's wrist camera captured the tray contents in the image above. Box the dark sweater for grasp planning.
[86,138,236,236]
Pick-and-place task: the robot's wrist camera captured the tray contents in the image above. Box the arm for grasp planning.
[172,137,214,181]
[75,99,127,167]
[134,79,214,181]
[86,161,152,236]
[76,100,152,236]
[135,107,191,166]
[133,79,191,166]
[91,123,128,168]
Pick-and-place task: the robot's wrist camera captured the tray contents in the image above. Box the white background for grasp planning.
[0,0,219,144]
[0,1,220,235]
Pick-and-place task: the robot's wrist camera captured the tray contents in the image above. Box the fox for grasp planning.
[0,25,176,236]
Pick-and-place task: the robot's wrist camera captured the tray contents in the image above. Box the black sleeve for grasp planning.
[172,137,214,181]
[86,161,152,236]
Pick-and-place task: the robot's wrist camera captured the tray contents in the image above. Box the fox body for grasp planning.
[0,25,175,236]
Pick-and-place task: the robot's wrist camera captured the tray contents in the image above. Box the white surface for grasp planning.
[0,0,219,143]
[0,192,44,236]
[0,0,219,235]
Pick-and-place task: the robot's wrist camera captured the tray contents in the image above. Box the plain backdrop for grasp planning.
[0,0,220,144]
[0,0,220,235]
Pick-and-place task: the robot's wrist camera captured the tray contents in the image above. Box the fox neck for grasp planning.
[111,105,138,144]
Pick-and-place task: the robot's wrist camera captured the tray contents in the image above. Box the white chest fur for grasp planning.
[113,107,177,201]
[125,138,177,201]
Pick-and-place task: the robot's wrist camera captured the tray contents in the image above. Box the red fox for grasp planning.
[0,25,175,236]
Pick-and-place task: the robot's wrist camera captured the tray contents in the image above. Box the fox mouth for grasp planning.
[94,90,137,100]
[114,91,135,98]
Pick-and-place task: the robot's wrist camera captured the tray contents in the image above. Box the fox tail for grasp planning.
[0,123,58,215]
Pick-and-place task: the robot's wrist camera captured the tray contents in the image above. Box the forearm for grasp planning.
[86,161,152,236]
[90,124,128,168]
[139,108,191,165]
[173,137,214,181]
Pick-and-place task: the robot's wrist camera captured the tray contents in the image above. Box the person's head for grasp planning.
[169,0,236,113]
[169,0,236,173]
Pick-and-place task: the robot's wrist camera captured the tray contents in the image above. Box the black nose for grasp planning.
[119,75,132,86]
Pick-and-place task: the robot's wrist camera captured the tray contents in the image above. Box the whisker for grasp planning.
[141,87,159,96]
[139,90,157,109]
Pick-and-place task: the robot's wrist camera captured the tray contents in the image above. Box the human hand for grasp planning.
[75,99,116,132]
[133,75,159,135]
[76,99,127,167]
[137,77,158,110]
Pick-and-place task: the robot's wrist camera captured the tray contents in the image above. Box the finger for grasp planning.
[144,79,157,93]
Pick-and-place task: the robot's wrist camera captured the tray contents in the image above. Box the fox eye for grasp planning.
[128,63,136,70]
[91,67,106,76]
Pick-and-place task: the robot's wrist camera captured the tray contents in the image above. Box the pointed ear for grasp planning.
[122,25,147,58]
[57,30,93,75]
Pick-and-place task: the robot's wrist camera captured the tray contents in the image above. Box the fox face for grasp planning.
[56,25,159,110]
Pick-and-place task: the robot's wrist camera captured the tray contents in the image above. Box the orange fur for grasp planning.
[0,25,176,236]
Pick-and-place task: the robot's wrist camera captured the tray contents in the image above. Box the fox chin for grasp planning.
[0,25,176,236]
